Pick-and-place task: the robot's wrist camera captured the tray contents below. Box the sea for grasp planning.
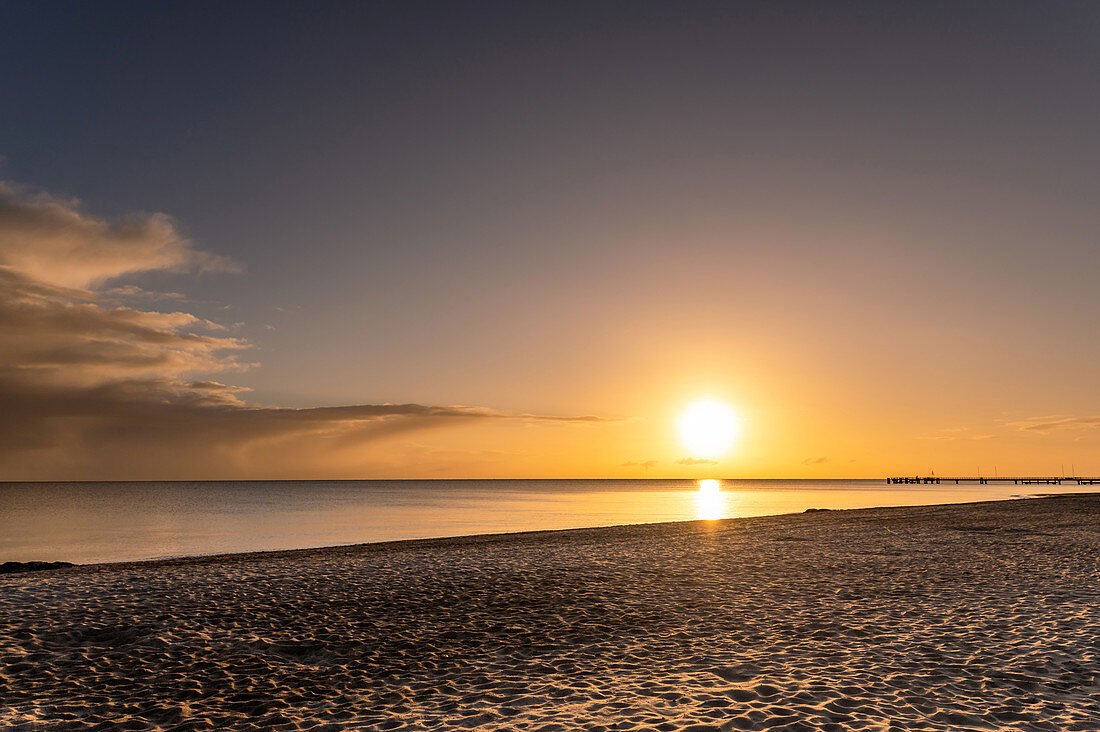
[0,479,1088,564]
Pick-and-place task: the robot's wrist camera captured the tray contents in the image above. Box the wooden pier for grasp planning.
[887,476,1100,485]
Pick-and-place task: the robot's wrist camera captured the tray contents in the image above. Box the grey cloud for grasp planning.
[0,377,614,478]
[0,266,250,385]
[0,181,619,479]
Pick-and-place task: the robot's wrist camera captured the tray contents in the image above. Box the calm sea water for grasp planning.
[0,479,1086,564]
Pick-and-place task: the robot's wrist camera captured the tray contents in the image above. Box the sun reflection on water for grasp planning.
[695,479,724,520]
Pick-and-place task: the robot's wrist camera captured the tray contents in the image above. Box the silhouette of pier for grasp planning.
[887,476,1100,485]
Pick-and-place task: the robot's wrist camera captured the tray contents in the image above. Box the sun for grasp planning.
[679,400,740,458]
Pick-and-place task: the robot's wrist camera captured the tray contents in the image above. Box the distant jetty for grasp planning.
[887,475,1100,485]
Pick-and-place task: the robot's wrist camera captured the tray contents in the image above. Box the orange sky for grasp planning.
[1,178,1098,480]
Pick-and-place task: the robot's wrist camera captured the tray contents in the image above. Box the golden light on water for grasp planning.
[695,478,724,520]
[679,400,740,458]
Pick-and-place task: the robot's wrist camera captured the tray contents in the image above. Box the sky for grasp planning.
[2,1,1099,480]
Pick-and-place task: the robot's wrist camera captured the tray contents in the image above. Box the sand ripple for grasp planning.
[3,495,1100,730]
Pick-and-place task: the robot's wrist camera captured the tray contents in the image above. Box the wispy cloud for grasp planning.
[102,285,189,303]
[801,456,828,466]
[1010,416,1100,433]
[677,457,717,466]
[0,180,620,479]
[622,460,657,468]
[916,427,997,441]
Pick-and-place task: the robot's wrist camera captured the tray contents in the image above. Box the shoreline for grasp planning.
[4,480,1080,567]
[6,491,1077,574]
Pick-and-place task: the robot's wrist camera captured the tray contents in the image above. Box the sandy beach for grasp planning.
[3,494,1099,731]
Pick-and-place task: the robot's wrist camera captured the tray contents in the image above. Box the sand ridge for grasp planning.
[2,494,1100,730]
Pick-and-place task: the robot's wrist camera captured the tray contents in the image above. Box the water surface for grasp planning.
[0,479,1086,563]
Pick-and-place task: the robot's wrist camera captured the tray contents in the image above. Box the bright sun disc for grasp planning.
[680,400,739,458]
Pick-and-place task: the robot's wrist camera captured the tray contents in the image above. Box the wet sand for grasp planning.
[2,494,1099,730]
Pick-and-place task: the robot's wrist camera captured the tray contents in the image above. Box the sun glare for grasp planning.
[680,400,739,458]
[695,479,723,519]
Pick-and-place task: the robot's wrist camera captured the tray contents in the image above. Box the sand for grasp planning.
[2,494,1099,731]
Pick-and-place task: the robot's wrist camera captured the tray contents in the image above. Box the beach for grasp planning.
[2,494,1099,731]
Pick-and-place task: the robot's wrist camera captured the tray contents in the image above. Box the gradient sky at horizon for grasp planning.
[2,1,1099,479]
